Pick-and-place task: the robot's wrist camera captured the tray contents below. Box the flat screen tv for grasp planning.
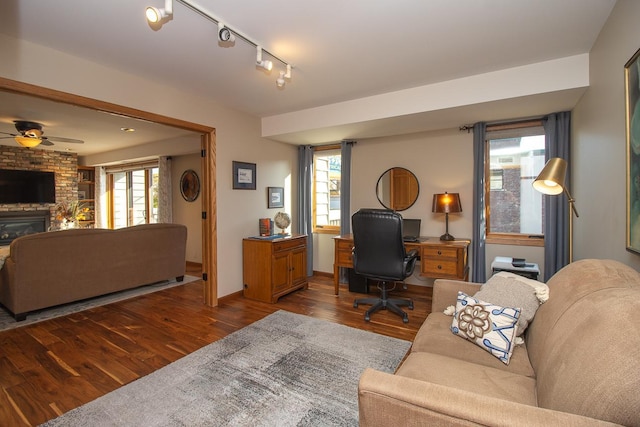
[0,169,56,204]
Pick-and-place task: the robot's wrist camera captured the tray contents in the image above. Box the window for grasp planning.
[486,122,545,245]
[313,147,341,233]
[106,163,159,228]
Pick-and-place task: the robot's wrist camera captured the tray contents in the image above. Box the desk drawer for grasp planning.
[422,259,459,277]
[423,246,459,259]
[335,240,354,266]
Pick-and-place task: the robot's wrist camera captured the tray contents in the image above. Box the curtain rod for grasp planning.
[459,117,545,133]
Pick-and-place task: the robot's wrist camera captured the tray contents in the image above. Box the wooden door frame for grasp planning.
[0,77,218,306]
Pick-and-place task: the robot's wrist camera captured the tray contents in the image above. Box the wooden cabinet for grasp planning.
[243,234,308,303]
[77,166,95,228]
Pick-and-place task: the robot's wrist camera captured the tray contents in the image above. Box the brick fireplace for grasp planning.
[0,145,78,226]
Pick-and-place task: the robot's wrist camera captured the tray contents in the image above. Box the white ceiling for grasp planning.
[0,0,617,155]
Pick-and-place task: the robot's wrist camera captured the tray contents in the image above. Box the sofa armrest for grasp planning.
[431,279,482,313]
[358,369,619,427]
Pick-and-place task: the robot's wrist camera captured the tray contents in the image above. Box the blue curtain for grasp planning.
[339,140,355,283]
[543,111,571,280]
[472,122,487,283]
[297,145,314,277]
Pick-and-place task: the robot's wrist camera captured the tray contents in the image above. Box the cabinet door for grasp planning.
[290,247,307,287]
[272,252,291,293]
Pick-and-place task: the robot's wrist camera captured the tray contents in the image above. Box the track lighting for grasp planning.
[217,23,235,43]
[277,64,292,87]
[146,0,173,24]
[256,46,273,71]
[145,1,292,87]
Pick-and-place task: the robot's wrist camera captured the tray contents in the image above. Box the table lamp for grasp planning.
[533,157,579,262]
[432,192,462,241]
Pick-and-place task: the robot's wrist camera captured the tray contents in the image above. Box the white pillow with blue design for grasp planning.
[451,291,520,365]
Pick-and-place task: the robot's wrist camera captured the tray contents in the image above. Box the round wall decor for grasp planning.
[180,169,200,202]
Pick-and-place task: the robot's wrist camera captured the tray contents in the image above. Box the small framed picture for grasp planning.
[268,187,284,208]
[77,191,86,200]
[232,161,256,190]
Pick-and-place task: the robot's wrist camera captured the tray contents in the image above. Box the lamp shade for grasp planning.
[533,157,567,195]
[432,192,462,214]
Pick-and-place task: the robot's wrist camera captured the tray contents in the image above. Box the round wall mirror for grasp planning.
[180,169,200,202]
[376,167,419,211]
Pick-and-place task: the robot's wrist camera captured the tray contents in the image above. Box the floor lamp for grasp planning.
[532,157,579,262]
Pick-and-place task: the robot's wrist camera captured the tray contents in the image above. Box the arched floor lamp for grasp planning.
[532,157,579,262]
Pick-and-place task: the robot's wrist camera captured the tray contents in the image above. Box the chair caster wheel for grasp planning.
[409,303,414,310]
[353,302,358,308]
[402,315,409,323]
[364,314,370,322]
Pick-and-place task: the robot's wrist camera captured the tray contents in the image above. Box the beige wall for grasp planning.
[315,128,545,281]
[0,33,298,298]
[573,0,640,271]
[172,154,203,264]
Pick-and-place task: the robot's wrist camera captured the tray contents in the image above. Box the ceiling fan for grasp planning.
[0,120,85,148]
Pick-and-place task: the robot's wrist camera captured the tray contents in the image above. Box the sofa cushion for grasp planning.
[412,312,535,377]
[396,352,537,406]
[474,272,542,335]
[451,292,520,364]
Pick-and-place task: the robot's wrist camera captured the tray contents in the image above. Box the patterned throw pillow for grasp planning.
[451,292,520,364]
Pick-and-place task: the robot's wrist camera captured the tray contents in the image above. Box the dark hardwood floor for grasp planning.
[0,268,432,426]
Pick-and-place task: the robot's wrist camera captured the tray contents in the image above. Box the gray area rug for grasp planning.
[42,310,411,426]
[0,275,199,331]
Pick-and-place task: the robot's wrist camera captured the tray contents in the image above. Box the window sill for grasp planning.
[486,234,544,247]
[313,227,340,235]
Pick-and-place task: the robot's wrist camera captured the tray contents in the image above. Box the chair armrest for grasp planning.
[431,279,482,313]
[358,369,617,427]
[403,249,419,276]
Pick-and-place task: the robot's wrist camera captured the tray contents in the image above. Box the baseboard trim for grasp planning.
[186,261,202,270]
[219,290,243,303]
[313,270,333,278]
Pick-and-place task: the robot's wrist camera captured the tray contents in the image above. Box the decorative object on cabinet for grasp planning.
[242,234,308,303]
[432,192,462,241]
[274,211,291,235]
[232,161,256,190]
[533,157,579,261]
[268,186,284,208]
[180,169,200,202]
[376,167,419,211]
[625,46,640,253]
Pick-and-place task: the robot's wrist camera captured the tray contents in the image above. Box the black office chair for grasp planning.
[352,209,419,323]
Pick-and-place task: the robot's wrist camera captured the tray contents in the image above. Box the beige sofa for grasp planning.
[359,259,640,426]
[0,223,187,321]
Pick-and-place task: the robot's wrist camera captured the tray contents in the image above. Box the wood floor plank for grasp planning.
[0,270,432,426]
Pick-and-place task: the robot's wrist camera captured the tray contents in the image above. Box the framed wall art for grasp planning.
[180,169,200,202]
[232,161,256,190]
[626,47,640,253]
[268,186,284,208]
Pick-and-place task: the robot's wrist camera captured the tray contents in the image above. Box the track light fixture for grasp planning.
[146,0,292,87]
[277,64,292,87]
[217,23,235,43]
[256,46,273,71]
[145,0,173,24]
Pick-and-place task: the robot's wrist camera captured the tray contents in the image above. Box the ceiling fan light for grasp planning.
[15,136,42,148]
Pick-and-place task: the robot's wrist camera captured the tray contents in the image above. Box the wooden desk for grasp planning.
[333,234,470,295]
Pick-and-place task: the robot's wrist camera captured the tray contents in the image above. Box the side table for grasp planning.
[491,256,540,280]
